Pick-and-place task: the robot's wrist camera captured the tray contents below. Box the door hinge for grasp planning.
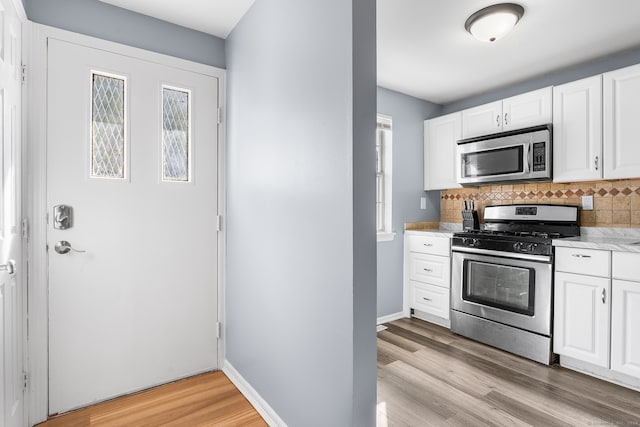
[217,107,222,124]
[21,218,29,240]
[21,64,27,84]
[216,322,222,339]
[23,372,28,390]
[216,215,222,232]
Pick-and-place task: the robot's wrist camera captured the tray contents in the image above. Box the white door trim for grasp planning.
[25,23,226,425]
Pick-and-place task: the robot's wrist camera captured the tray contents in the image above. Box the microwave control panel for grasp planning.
[532,142,546,172]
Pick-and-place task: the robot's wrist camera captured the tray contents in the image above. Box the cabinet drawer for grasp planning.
[555,247,610,277]
[408,252,450,288]
[612,252,640,281]
[407,235,450,256]
[411,281,450,319]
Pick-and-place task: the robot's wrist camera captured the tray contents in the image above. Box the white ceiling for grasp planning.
[378,0,640,104]
[99,0,254,39]
[100,0,640,106]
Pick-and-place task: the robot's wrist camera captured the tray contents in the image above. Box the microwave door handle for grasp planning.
[524,143,531,174]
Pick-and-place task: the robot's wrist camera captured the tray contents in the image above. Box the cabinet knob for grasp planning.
[504,113,509,125]
[496,114,500,127]
[602,288,606,304]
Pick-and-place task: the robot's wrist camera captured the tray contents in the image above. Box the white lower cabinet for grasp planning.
[554,247,640,389]
[611,279,640,377]
[410,281,450,320]
[404,233,451,327]
[554,271,610,368]
[611,251,640,378]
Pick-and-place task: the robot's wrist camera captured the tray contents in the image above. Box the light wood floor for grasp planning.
[377,317,640,426]
[37,371,267,427]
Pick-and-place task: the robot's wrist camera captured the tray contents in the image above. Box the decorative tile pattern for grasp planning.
[440,179,640,228]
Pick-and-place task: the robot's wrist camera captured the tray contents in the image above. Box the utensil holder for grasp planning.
[462,210,480,230]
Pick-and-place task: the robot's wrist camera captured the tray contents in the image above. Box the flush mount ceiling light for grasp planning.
[465,3,525,42]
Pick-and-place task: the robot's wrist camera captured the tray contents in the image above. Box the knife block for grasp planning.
[462,210,480,231]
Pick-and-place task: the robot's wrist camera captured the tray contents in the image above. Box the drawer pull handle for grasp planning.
[423,268,433,272]
[571,254,591,258]
[423,243,433,247]
[423,297,432,302]
[602,289,606,304]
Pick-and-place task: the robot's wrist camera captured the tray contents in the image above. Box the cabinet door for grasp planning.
[410,281,450,320]
[503,86,552,131]
[554,272,611,368]
[408,252,450,288]
[603,63,640,179]
[424,112,461,190]
[553,76,603,182]
[611,279,640,378]
[461,100,502,138]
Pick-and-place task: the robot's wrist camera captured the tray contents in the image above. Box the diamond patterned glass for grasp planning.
[91,73,125,178]
[162,88,190,181]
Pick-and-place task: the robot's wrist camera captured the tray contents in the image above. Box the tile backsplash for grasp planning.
[440,179,640,228]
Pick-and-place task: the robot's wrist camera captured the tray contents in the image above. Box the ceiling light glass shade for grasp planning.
[465,3,524,42]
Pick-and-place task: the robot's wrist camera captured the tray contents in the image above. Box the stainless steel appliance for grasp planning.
[450,204,579,365]
[457,125,551,186]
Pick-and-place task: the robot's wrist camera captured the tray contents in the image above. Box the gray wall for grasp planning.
[225,0,376,425]
[442,45,640,114]
[23,0,225,68]
[376,87,441,318]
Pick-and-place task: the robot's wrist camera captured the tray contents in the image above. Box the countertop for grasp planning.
[553,228,640,253]
[404,229,456,238]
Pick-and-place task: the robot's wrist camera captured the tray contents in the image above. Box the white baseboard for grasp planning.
[377,311,406,325]
[223,360,287,427]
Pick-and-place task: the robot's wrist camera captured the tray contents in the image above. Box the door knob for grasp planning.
[0,260,16,275]
[54,241,86,255]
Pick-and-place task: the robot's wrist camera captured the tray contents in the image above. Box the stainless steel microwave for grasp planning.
[456,124,552,186]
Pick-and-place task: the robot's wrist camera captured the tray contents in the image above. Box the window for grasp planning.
[90,72,127,179]
[162,86,191,182]
[377,115,394,241]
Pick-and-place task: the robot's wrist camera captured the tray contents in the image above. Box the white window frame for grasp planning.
[377,114,395,242]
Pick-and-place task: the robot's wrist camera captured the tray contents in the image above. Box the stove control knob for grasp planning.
[472,238,480,247]
[528,243,537,252]
[513,242,522,251]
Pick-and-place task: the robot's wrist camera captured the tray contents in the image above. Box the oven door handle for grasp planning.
[452,246,552,263]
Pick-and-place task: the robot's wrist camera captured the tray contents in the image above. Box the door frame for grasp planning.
[25,23,227,425]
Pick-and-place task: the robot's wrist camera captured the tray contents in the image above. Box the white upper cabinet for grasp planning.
[424,112,462,190]
[502,86,553,131]
[603,63,640,180]
[461,87,552,139]
[461,100,502,139]
[553,75,603,182]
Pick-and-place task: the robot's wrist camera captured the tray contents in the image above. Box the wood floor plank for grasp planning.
[37,372,267,427]
[377,329,426,353]
[379,318,640,426]
[383,361,529,427]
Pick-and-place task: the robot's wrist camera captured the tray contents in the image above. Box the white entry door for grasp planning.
[47,38,220,415]
[0,0,24,426]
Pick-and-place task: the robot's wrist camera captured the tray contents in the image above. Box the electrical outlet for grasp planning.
[420,196,426,210]
[582,195,594,210]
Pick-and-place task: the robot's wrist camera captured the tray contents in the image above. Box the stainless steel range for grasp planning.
[450,204,579,365]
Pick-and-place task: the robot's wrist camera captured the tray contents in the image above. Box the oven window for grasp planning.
[462,145,523,178]
[462,260,535,316]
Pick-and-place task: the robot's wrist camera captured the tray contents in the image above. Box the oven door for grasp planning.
[451,248,552,336]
